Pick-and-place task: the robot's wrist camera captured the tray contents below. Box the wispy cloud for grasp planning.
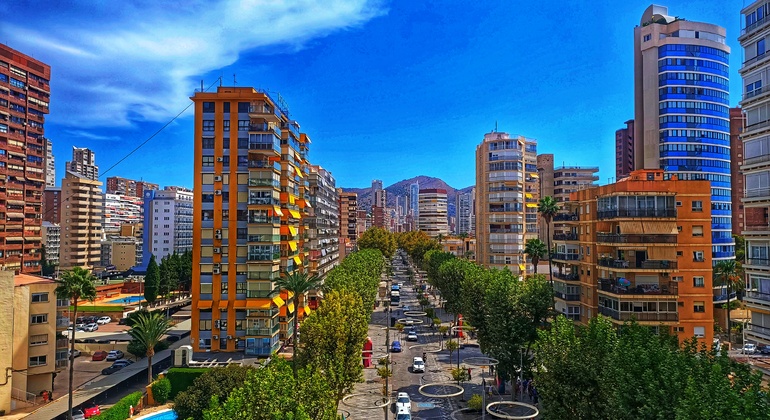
[63,130,122,142]
[1,0,386,128]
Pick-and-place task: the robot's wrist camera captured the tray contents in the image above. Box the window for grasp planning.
[221,282,229,293]
[202,137,215,149]
[30,334,48,345]
[693,301,705,313]
[676,251,683,256]
[693,251,704,262]
[236,283,246,294]
[759,39,766,57]
[644,34,651,42]
[30,314,48,324]
[200,283,213,294]
[223,120,230,131]
[202,120,215,131]
[238,102,250,113]
[692,200,703,212]
[199,320,212,331]
[692,226,704,237]
[238,120,250,131]
[202,102,215,113]
[693,276,705,287]
[223,102,230,113]
[31,293,48,302]
[202,156,214,167]
[672,276,683,282]
[29,355,47,367]
[693,326,705,338]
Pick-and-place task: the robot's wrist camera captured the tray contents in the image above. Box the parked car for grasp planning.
[743,343,757,355]
[84,323,98,332]
[83,405,101,418]
[69,349,81,358]
[166,335,181,343]
[111,359,134,368]
[96,316,111,325]
[395,392,411,413]
[118,318,128,325]
[412,357,425,373]
[92,351,108,361]
[86,316,98,324]
[406,332,418,342]
[75,323,86,330]
[762,345,770,355]
[101,365,123,375]
[396,411,412,420]
[72,409,86,420]
[391,341,402,353]
[106,350,124,361]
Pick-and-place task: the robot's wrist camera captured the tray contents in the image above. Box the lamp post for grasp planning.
[482,377,487,420]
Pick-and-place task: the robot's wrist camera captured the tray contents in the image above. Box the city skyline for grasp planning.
[0,1,744,189]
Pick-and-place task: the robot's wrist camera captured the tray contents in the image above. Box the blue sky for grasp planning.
[0,0,744,191]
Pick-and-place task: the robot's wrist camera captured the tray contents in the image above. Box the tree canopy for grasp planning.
[358,226,396,257]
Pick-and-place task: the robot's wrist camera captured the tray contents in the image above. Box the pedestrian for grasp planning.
[423,352,426,361]
[467,367,472,380]
[41,390,48,403]
[531,383,539,406]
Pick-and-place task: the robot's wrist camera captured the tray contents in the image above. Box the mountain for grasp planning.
[341,175,474,217]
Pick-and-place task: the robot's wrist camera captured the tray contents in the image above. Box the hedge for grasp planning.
[90,391,142,420]
[166,367,207,400]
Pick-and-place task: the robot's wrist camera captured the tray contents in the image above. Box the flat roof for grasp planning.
[15,273,55,287]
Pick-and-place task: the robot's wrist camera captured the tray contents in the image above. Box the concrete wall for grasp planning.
[0,272,14,413]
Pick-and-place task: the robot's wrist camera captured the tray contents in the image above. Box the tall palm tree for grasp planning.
[275,271,322,379]
[127,311,172,384]
[538,196,560,287]
[714,260,744,345]
[524,239,548,275]
[55,267,97,420]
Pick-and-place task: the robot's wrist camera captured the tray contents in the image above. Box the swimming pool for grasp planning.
[106,295,145,304]
[135,408,177,420]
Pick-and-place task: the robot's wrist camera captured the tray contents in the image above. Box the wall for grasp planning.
[0,272,14,413]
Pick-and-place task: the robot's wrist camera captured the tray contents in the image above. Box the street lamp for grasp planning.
[481,378,487,420]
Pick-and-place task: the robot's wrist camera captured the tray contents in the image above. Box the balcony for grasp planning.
[244,341,281,356]
[598,278,678,296]
[597,258,677,270]
[746,258,770,268]
[553,213,579,222]
[248,123,280,137]
[552,272,580,281]
[747,323,770,341]
[554,291,580,301]
[597,209,676,219]
[598,306,678,322]
[245,324,280,336]
[552,253,579,261]
[553,233,578,241]
[745,290,770,305]
[713,292,737,304]
[597,233,677,244]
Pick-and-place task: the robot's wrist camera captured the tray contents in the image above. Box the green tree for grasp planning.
[158,253,180,302]
[538,196,560,305]
[127,311,172,384]
[296,290,368,405]
[713,259,744,344]
[446,340,459,365]
[144,254,160,306]
[174,365,254,420]
[524,238,547,275]
[40,244,57,277]
[151,377,172,404]
[423,250,455,287]
[177,250,193,294]
[55,267,97,420]
[275,271,322,379]
[358,227,396,257]
[734,234,746,263]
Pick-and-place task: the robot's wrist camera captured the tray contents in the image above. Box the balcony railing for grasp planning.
[553,213,579,222]
[598,306,678,322]
[597,233,677,244]
[597,258,677,270]
[746,258,770,267]
[552,253,579,261]
[713,292,737,303]
[742,16,770,37]
[246,324,280,336]
[747,323,770,338]
[746,290,770,303]
[597,209,676,219]
[598,279,678,295]
[552,272,580,281]
[563,313,580,321]
[554,291,580,301]
[553,233,578,241]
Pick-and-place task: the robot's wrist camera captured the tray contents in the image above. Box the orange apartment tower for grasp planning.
[551,169,714,345]
[0,45,50,274]
[190,87,312,355]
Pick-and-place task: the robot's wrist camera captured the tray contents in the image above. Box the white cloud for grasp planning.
[0,0,386,128]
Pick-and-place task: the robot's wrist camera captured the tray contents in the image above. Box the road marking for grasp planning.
[416,402,435,408]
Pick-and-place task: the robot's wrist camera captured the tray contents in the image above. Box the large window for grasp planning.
[30,314,48,324]
[31,293,48,302]
[693,301,706,313]
[202,120,215,131]
[29,355,47,367]
[746,171,770,197]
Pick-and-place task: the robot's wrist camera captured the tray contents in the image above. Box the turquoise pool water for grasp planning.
[137,409,177,420]
[106,295,144,304]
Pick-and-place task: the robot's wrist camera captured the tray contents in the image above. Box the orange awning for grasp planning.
[272,206,284,217]
[197,300,213,309]
[300,198,312,209]
[218,300,229,309]
[245,299,271,309]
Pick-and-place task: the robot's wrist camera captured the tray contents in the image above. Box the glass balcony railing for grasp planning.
[554,291,580,301]
[598,306,678,322]
[597,233,677,244]
[598,279,678,295]
[597,209,676,219]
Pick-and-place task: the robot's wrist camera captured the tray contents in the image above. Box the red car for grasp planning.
[83,405,101,418]
[92,351,108,361]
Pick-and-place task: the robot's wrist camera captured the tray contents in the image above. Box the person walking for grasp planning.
[467,367,472,380]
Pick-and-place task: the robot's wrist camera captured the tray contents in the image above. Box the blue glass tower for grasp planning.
[634,5,733,262]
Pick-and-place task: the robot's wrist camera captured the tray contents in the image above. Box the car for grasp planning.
[743,343,757,355]
[84,323,98,332]
[106,350,124,361]
[69,349,81,358]
[395,392,411,414]
[118,318,128,325]
[101,365,124,375]
[396,411,412,420]
[166,335,181,343]
[86,316,98,324]
[92,351,108,361]
[406,332,418,342]
[111,359,134,368]
[762,345,770,355]
[96,316,111,325]
[402,305,411,312]
[83,405,101,418]
[75,323,86,330]
[391,341,402,353]
[72,409,86,420]
[403,319,414,326]
[412,357,425,373]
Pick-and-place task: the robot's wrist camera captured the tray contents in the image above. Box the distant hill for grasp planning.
[341,175,474,217]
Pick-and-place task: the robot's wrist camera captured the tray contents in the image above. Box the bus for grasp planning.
[390,290,400,306]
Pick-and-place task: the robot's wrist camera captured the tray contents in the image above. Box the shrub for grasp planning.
[127,338,169,360]
[166,367,207,400]
[467,394,483,412]
[173,365,253,420]
[91,391,142,420]
[151,377,171,404]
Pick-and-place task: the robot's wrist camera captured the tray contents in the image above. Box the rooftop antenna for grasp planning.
[495,121,498,132]
[200,80,204,93]
[233,73,237,86]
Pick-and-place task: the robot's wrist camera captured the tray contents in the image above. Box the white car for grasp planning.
[406,332,418,342]
[97,316,111,325]
[743,343,757,355]
[395,392,411,413]
[412,357,425,373]
[84,323,99,332]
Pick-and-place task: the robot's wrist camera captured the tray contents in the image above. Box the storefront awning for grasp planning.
[272,295,286,307]
[289,210,301,219]
[272,206,284,217]
[288,241,297,251]
[197,300,213,309]
[293,256,302,266]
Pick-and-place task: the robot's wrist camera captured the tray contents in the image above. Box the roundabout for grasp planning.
[485,401,539,419]
[341,392,391,410]
[418,382,465,399]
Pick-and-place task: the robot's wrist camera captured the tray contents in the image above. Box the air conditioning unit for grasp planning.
[215,229,222,235]
[214,190,222,195]
[227,335,233,340]
[216,157,224,162]
[213,247,221,254]
[213,268,221,274]
[214,176,222,182]
[213,335,218,340]
[215,234,222,240]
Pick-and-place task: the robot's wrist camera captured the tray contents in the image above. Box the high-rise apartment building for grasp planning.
[142,187,193,267]
[553,166,599,202]
[418,189,448,237]
[455,188,474,236]
[43,187,61,224]
[739,1,770,345]
[615,119,635,180]
[44,138,55,188]
[409,182,419,219]
[337,190,358,260]
[41,221,60,268]
[59,171,103,270]
[103,193,144,234]
[0,44,50,275]
[66,146,98,181]
[634,5,733,262]
[307,165,339,284]
[552,169,714,345]
[730,107,746,235]
[191,87,318,355]
[106,176,159,197]
[476,132,539,273]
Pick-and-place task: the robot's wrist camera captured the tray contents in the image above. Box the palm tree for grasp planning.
[524,239,548,275]
[275,271,322,379]
[538,196,560,286]
[127,311,172,384]
[55,267,97,420]
[714,260,744,344]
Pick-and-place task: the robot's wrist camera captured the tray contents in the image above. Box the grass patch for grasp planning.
[71,305,125,312]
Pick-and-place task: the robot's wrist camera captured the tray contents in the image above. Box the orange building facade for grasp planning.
[190,87,312,355]
[552,169,714,345]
